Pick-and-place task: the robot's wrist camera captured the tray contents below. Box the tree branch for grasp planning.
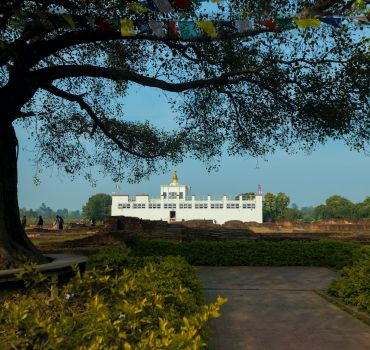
[32,64,258,92]
[31,57,342,94]
[41,84,169,159]
[24,27,273,69]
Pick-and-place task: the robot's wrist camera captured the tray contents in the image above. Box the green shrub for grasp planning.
[87,246,132,270]
[0,256,226,349]
[328,248,370,312]
[125,239,362,269]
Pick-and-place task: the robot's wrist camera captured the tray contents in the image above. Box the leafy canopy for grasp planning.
[82,193,112,220]
[1,0,369,183]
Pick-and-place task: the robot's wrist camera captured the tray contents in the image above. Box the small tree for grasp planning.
[263,192,276,221]
[82,194,112,221]
[236,192,256,200]
[275,192,290,219]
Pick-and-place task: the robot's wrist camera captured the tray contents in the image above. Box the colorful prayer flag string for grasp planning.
[26,9,370,40]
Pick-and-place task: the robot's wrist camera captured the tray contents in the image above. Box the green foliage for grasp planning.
[328,248,370,312]
[263,192,290,220]
[0,256,227,349]
[314,195,356,220]
[311,195,370,220]
[235,192,256,200]
[263,192,276,220]
[284,207,303,221]
[126,240,362,269]
[355,197,370,220]
[19,204,81,222]
[263,194,370,221]
[1,1,368,185]
[82,193,112,221]
[275,192,290,218]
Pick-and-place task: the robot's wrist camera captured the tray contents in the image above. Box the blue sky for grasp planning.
[16,85,370,211]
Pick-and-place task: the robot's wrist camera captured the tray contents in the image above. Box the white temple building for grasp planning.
[111,171,263,224]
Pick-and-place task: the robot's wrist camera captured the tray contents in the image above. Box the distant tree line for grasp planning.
[20,203,81,222]
[20,193,112,223]
[262,193,370,222]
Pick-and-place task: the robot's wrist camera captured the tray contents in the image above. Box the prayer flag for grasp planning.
[196,20,217,38]
[320,17,343,27]
[179,21,200,38]
[352,14,369,23]
[137,20,152,34]
[293,18,321,28]
[62,14,76,30]
[96,17,115,32]
[110,18,120,30]
[120,19,136,36]
[86,16,96,29]
[74,16,89,29]
[276,18,295,30]
[257,18,278,31]
[153,0,174,13]
[234,19,254,32]
[217,20,237,33]
[128,2,149,13]
[166,21,179,37]
[149,20,166,37]
[142,0,159,11]
[173,0,192,10]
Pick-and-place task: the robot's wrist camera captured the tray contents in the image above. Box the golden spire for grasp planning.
[172,169,178,184]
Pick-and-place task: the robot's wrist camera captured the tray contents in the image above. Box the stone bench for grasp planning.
[0,254,87,288]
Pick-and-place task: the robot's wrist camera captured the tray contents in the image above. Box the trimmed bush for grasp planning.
[328,250,370,312]
[125,239,363,269]
[0,256,226,349]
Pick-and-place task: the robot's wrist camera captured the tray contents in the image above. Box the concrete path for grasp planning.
[197,267,370,350]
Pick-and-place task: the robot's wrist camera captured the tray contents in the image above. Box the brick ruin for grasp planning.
[104,216,370,243]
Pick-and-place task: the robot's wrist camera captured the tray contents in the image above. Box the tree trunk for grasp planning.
[0,120,46,269]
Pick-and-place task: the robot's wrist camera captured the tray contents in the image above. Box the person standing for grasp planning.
[21,216,27,228]
[37,216,43,229]
[53,216,59,230]
[58,216,64,230]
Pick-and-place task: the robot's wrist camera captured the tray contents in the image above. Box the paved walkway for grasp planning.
[197,267,370,350]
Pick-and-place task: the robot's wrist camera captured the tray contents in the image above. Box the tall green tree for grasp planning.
[314,195,356,219]
[263,192,276,220]
[357,197,370,219]
[263,192,290,219]
[82,194,112,221]
[275,192,290,218]
[312,195,370,220]
[0,1,368,267]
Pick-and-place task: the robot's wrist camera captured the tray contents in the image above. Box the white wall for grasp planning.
[112,194,263,224]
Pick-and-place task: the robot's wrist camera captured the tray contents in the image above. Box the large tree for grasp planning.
[0,0,368,267]
[82,193,112,221]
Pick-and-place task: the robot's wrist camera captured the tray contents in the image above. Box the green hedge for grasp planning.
[328,250,370,312]
[125,239,363,269]
[124,239,370,313]
[0,255,226,349]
